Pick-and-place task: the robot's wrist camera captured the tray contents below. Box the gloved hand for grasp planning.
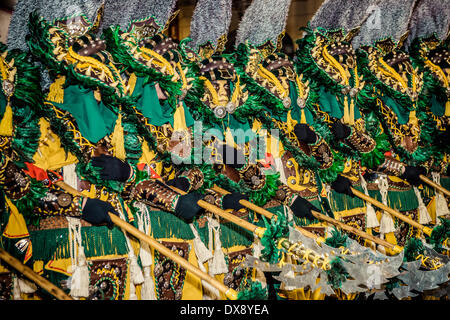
[290,196,319,221]
[401,166,426,186]
[166,177,191,193]
[221,192,249,211]
[174,192,204,220]
[82,198,119,228]
[331,121,351,140]
[331,175,354,197]
[436,129,450,148]
[294,123,318,144]
[91,154,131,182]
[219,145,246,169]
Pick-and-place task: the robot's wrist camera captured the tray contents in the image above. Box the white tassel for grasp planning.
[17,277,37,294]
[432,172,450,219]
[129,283,138,300]
[63,163,78,190]
[360,173,379,228]
[12,276,22,300]
[129,252,144,286]
[378,176,396,234]
[134,203,156,300]
[379,212,396,234]
[208,217,228,276]
[252,236,263,259]
[67,217,90,298]
[189,224,213,264]
[413,186,432,225]
[366,204,380,228]
[189,223,219,300]
[70,247,90,298]
[141,266,157,300]
[116,205,145,296]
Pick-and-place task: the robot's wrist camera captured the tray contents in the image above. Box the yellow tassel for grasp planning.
[111,113,126,161]
[127,72,137,95]
[286,110,298,133]
[0,103,13,136]
[445,100,450,117]
[343,96,350,124]
[225,127,236,148]
[46,76,66,103]
[349,98,355,125]
[300,109,307,124]
[173,102,188,132]
[408,110,419,126]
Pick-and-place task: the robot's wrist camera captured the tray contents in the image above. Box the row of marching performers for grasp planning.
[0,3,449,300]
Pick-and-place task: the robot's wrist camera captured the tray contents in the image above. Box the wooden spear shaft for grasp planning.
[170,185,331,269]
[54,181,238,300]
[211,185,321,241]
[419,175,450,197]
[0,247,73,300]
[350,187,433,236]
[212,185,403,254]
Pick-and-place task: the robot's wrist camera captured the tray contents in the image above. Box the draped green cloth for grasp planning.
[131,77,195,128]
[53,85,117,143]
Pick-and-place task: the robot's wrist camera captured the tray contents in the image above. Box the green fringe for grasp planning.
[147,209,254,248]
[29,225,130,262]
[441,177,450,191]
[220,222,254,248]
[328,186,365,213]
[148,210,194,240]
[367,188,419,212]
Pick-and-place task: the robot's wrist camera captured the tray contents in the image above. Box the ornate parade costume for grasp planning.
[295,0,389,252]
[0,0,449,302]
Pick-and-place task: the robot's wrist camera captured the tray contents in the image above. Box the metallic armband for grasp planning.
[376,156,405,177]
[132,179,180,213]
[34,187,83,218]
[0,156,30,200]
[178,167,205,192]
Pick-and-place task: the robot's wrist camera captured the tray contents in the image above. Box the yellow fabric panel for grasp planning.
[33,260,44,275]
[45,258,72,277]
[173,103,188,132]
[2,196,30,239]
[32,118,77,170]
[427,197,437,224]
[182,240,203,300]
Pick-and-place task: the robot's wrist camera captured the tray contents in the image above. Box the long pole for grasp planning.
[54,181,238,300]
[0,247,73,300]
[212,185,403,254]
